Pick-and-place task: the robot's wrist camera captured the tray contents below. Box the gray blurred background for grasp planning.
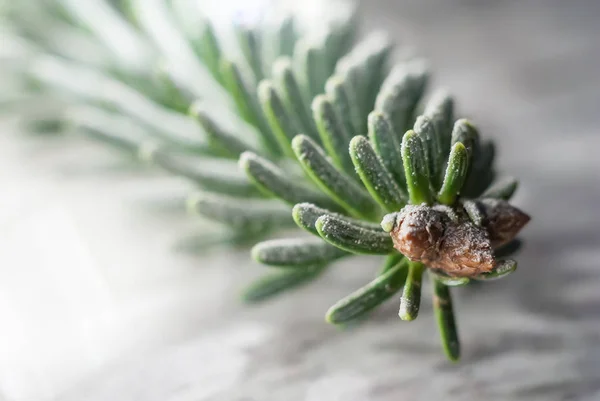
[1,0,599,400]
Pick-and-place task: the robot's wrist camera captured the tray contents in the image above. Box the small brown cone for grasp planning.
[389,201,529,278]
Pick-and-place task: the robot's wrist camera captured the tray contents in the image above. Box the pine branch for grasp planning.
[294,39,329,100]
[239,151,338,209]
[220,59,281,156]
[482,177,519,200]
[243,265,326,303]
[437,142,469,205]
[399,261,424,321]
[190,105,260,159]
[375,60,429,135]
[401,130,433,205]
[272,58,320,141]
[315,214,394,255]
[146,147,263,198]
[349,135,407,211]
[368,111,407,189]
[473,259,518,281]
[327,256,408,323]
[325,75,362,140]
[194,21,222,82]
[4,0,531,362]
[312,95,355,176]
[292,135,381,221]
[252,238,347,268]
[431,273,460,362]
[292,202,382,236]
[258,80,301,158]
[187,193,293,233]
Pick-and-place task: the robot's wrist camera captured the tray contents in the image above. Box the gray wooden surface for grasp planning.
[1,0,600,400]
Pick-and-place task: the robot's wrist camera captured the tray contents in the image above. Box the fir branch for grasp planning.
[368,111,406,189]
[473,259,518,281]
[235,25,265,83]
[413,115,444,190]
[220,59,281,156]
[243,265,326,303]
[428,271,470,287]
[145,147,263,198]
[252,238,347,268]
[399,261,425,321]
[423,89,455,153]
[438,142,470,205]
[187,193,293,232]
[292,135,381,221]
[336,32,392,120]
[272,58,319,141]
[190,105,260,158]
[461,199,485,226]
[349,135,407,211]
[327,257,408,324]
[258,80,301,157]
[312,95,355,176]
[315,214,393,255]
[239,151,339,210]
[401,130,433,205]
[482,177,519,200]
[431,274,460,362]
[194,21,223,82]
[4,0,531,362]
[292,202,382,236]
[375,60,429,135]
[325,75,362,140]
[294,39,329,100]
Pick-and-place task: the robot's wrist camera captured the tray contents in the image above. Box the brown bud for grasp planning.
[390,205,446,263]
[434,218,495,276]
[390,205,495,277]
[479,198,530,248]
